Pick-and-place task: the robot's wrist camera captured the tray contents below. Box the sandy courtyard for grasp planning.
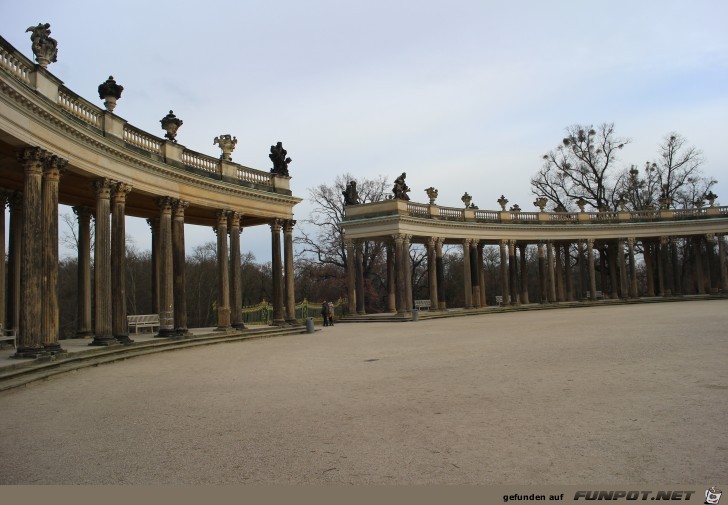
[0,300,726,484]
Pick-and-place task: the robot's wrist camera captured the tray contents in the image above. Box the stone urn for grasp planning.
[575,197,587,212]
[533,197,548,212]
[461,192,472,208]
[425,187,438,205]
[509,204,521,213]
[214,134,237,161]
[160,111,183,142]
[706,191,717,207]
[98,76,124,112]
[497,195,509,211]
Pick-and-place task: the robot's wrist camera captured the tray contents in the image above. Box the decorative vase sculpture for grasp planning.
[575,197,587,212]
[425,187,438,205]
[533,197,548,212]
[160,111,183,142]
[214,134,237,161]
[497,195,509,211]
[706,191,717,207]
[509,204,521,213]
[461,192,472,208]
[26,23,57,68]
[98,76,124,112]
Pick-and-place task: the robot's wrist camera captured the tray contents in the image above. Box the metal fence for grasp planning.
[241,298,348,325]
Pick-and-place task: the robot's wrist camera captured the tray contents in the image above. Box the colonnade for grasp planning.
[344,233,728,314]
[0,146,297,359]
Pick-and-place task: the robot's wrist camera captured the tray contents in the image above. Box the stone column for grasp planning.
[587,239,597,301]
[73,206,93,337]
[643,241,655,297]
[345,238,357,314]
[577,240,586,301]
[111,183,132,344]
[499,240,510,305]
[283,219,296,324]
[705,234,716,293]
[693,236,705,294]
[172,200,190,335]
[15,148,45,356]
[537,242,547,303]
[547,241,557,302]
[670,239,680,295]
[90,178,116,346]
[657,237,667,296]
[427,237,439,309]
[463,239,473,309]
[147,218,160,314]
[228,211,244,329]
[355,240,365,314]
[386,240,396,313]
[156,197,175,337]
[470,240,481,308]
[7,192,22,333]
[616,238,628,298]
[270,219,286,325]
[508,240,519,305]
[519,243,529,304]
[554,243,563,302]
[0,194,6,332]
[564,243,574,301]
[394,234,408,315]
[608,241,619,299]
[718,234,728,293]
[478,243,487,307]
[404,235,413,311]
[436,238,445,309]
[215,211,232,330]
[627,237,638,298]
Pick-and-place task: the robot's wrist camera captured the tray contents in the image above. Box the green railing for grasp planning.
[241,298,347,325]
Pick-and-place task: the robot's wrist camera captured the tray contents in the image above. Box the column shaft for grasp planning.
[404,236,413,311]
[229,212,243,329]
[283,220,296,323]
[215,211,232,329]
[463,239,473,308]
[156,198,175,336]
[587,239,597,301]
[627,238,638,298]
[355,241,365,314]
[148,218,160,314]
[499,240,510,305]
[547,241,556,302]
[111,183,132,344]
[470,241,480,308]
[644,241,655,297]
[538,242,547,303]
[74,207,93,337]
[719,235,728,293]
[270,219,285,325]
[386,241,396,312]
[436,238,445,309]
[0,195,6,333]
[427,238,439,309]
[693,236,705,294]
[173,201,190,335]
[41,157,65,352]
[519,243,529,304]
[90,178,115,346]
[509,240,519,305]
[7,193,22,332]
[554,243,564,301]
[394,235,408,315]
[345,239,357,314]
[478,244,487,307]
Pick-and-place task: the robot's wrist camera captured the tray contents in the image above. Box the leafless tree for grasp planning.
[532,123,630,211]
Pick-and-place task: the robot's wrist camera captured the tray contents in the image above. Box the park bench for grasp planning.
[583,290,604,300]
[0,323,16,348]
[127,314,161,334]
[414,299,431,311]
[495,295,503,305]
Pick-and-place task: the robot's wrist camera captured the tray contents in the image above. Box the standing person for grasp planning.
[321,300,329,327]
[327,301,335,326]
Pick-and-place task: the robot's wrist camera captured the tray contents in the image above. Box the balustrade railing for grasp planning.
[512,212,538,222]
[123,125,162,155]
[58,88,101,128]
[549,212,578,222]
[237,165,273,186]
[0,42,32,84]
[439,207,464,221]
[407,202,430,216]
[673,208,707,219]
[475,210,499,221]
[182,149,218,174]
[628,209,660,220]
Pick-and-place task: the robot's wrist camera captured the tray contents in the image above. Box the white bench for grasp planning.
[414,299,431,311]
[583,290,604,300]
[127,314,161,334]
[0,323,16,347]
[495,296,503,305]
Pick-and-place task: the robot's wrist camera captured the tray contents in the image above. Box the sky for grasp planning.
[2,0,727,262]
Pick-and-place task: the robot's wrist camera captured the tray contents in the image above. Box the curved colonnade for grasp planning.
[342,198,728,315]
[0,35,301,358]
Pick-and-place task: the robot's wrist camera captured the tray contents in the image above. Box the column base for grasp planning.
[13,346,50,359]
[42,343,67,355]
[214,326,233,332]
[175,328,194,338]
[114,335,135,345]
[155,328,177,338]
[271,319,288,326]
[75,330,94,339]
[285,319,299,326]
[231,322,247,330]
[89,336,121,347]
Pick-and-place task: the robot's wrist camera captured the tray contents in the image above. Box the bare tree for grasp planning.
[297,172,389,269]
[532,123,630,211]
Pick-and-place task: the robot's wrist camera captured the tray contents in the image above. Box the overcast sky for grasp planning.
[2,0,727,262]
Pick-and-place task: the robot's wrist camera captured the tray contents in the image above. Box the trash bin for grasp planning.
[306,317,315,334]
[412,309,419,321]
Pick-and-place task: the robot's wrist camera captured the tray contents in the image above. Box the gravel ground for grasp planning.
[0,301,726,484]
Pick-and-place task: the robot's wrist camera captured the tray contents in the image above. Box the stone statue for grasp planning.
[343,181,360,206]
[269,142,292,176]
[26,23,58,68]
[392,172,410,200]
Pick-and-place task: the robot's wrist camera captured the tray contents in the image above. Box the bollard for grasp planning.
[412,308,419,321]
[306,317,315,333]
